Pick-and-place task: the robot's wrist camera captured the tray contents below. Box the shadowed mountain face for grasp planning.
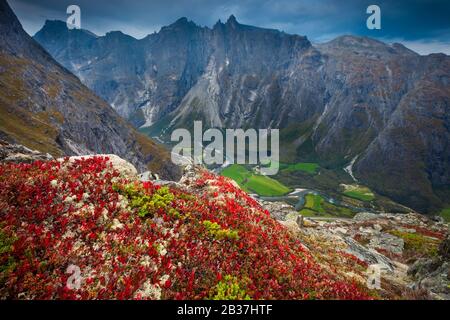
[0,0,180,180]
[34,15,450,213]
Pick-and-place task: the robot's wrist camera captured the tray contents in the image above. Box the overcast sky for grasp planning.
[7,0,450,55]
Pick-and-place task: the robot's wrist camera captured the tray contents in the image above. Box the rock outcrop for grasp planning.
[408,235,450,299]
[0,139,53,163]
[261,199,449,299]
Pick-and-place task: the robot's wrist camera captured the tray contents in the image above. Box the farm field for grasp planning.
[299,194,355,218]
[341,184,375,202]
[221,164,291,197]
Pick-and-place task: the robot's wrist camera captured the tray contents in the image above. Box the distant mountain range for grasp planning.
[0,0,180,179]
[6,7,450,214]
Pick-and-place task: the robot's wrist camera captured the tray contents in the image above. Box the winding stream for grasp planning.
[215,164,372,213]
[258,188,370,213]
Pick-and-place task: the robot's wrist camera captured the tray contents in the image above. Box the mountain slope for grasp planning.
[34,15,450,213]
[0,0,180,179]
[1,150,448,299]
[355,53,450,212]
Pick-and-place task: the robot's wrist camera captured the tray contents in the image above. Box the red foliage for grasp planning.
[0,158,372,300]
[402,225,446,240]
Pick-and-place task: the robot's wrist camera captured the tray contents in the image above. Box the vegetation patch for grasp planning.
[281,162,320,174]
[299,194,355,218]
[221,165,250,186]
[209,275,251,300]
[115,183,179,218]
[341,184,375,202]
[439,207,450,223]
[202,220,239,241]
[0,229,17,286]
[221,164,291,196]
[388,230,440,260]
[0,157,372,299]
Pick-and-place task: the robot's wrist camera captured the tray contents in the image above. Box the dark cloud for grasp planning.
[7,0,450,54]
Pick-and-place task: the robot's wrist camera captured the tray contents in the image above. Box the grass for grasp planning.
[305,194,323,212]
[279,162,320,174]
[299,194,355,218]
[246,175,291,197]
[298,208,330,218]
[341,184,375,202]
[221,164,291,197]
[221,165,250,185]
[439,207,450,222]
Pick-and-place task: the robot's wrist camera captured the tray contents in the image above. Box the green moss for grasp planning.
[202,221,239,241]
[389,230,439,257]
[209,275,251,300]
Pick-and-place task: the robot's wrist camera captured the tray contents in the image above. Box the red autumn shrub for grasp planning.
[0,157,372,300]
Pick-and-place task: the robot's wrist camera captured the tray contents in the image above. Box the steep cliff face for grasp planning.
[34,16,315,129]
[34,15,450,213]
[354,54,450,212]
[34,17,212,128]
[0,0,180,180]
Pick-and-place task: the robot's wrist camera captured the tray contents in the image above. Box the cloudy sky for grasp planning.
[8,0,450,55]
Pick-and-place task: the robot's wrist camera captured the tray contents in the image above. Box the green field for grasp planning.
[341,184,375,202]
[439,207,450,222]
[280,162,320,174]
[220,164,249,185]
[299,194,355,218]
[221,164,291,197]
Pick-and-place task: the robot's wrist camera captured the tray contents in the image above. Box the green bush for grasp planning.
[117,184,179,218]
[203,221,239,241]
[209,275,251,300]
[0,230,17,285]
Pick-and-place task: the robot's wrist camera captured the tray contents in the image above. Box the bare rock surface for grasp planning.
[260,199,449,299]
[0,139,53,163]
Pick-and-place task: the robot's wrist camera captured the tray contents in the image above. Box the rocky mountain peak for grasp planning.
[162,16,199,32]
[226,14,238,26]
[36,19,97,38]
[317,34,420,59]
[104,30,136,42]
[324,35,388,49]
[0,0,20,28]
[174,16,189,24]
[41,20,68,33]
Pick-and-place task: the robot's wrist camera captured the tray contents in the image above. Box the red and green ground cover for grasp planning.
[0,157,372,300]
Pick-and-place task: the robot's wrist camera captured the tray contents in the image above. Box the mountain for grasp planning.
[34,16,450,213]
[0,0,180,179]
